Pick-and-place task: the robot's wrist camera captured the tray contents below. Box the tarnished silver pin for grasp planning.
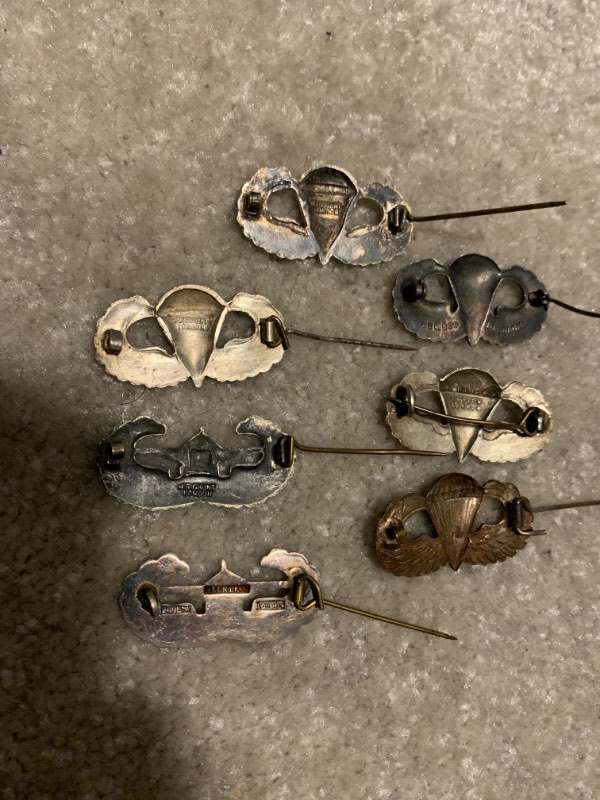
[98,416,446,510]
[386,368,551,463]
[237,165,564,266]
[394,253,599,346]
[95,284,415,390]
[120,549,456,647]
[375,473,600,576]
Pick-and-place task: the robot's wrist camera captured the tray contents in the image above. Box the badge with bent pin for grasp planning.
[375,473,600,576]
[386,368,551,463]
[98,416,445,510]
[120,549,456,647]
[95,284,416,389]
[394,253,600,346]
[238,165,564,266]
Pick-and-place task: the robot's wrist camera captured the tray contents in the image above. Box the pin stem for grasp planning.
[323,598,457,640]
[531,499,600,514]
[294,441,447,457]
[408,200,566,223]
[414,404,523,433]
[545,295,600,319]
[287,327,416,352]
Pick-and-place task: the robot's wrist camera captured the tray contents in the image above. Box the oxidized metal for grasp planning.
[97,416,449,509]
[95,285,286,388]
[237,165,412,265]
[387,368,551,463]
[121,549,457,646]
[98,416,293,509]
[375,474,536,576]
[120,549,321,646]
[393,254,548,345]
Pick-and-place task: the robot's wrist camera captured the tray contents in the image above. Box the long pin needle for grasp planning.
[294,441,448,457]
[323,598,457,640]
[287,327,416,352]
[531,499,600,514]
[409,200,566,223]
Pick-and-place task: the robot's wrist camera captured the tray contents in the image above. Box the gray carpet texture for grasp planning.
[1,2,599,798]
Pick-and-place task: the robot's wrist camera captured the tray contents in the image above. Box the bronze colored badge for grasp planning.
[375,474,535,576]
[375,473,600,576]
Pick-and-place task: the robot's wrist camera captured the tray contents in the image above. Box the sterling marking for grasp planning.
[394,253,600,346]
[120,550,456,646]
[97,416,446,511]
[95,283,417,390]
[238,165,564,266]
[386,368,552,463]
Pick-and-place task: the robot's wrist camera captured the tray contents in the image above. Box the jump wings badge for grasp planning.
[95,284,416,389]
[120,549,456,646]
[375,473,600,576]
[238,167,564,267]
[95,285,286,389]
[393,254,548,346]
[375,474,537,576]
[237,165,411,266]
[387,368,551,463]
[394,253,600,345]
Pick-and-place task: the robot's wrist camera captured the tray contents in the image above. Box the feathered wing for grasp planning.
[463,523,527,565]
[375,495,448,577]
[463,479,530,565]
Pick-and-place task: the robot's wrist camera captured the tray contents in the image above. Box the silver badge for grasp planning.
[97,416,447,510]
[95,285,286,388]
[98,416,294,509]
[237,165,411,266]
[239,169,564,267]
[121,549,456,646]
[387,368,551,463]
[120,550,321,646]
[393,254,548,345]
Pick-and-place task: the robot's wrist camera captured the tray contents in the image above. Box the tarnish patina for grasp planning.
[237,165,412,266]
[120,550,321,646]
[387,367,551,463]
[97,416,294,509]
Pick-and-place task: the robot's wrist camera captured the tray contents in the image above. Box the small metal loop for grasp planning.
[401,279,427,303]
[520,407,550,437]
[259,316,290,350]
[292,573,324,612]
[391,385,416,418]
[243,191,262,219]
[102,329,124,355]
[387,205,408,235]
[528,289,550,309]
[137,584,160,617]
[273,434,296,468]
[507,498,547,536]
[98,439,125,470]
